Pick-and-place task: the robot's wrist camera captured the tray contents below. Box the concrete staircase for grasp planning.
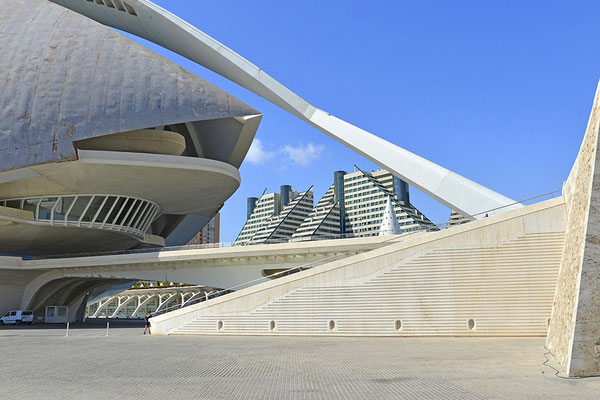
[152,197,567,337]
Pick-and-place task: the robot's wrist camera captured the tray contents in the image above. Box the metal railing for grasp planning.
[32,189,562,262]
[151,234,403,317]
[150,189,563,317]
[33,233,362,260]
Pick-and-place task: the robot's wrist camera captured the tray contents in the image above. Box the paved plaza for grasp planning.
[1,323,599,399]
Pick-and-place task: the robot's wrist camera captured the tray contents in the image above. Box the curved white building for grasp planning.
[0,0,523,322]
[0,0,261,255]
[2,2,600,379]
[48,0,521,220]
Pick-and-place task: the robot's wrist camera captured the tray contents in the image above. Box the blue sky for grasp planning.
[131,1,600,242]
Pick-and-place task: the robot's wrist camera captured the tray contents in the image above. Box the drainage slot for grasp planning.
[328,320,336,331]
[269,320,276,331]
[467,319,476,330]
[394,320,402,331]
[217,320,223,331]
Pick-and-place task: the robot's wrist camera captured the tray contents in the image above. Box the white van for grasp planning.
[0,310,34,325]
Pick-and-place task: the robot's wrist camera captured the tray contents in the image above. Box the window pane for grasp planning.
[114,198,135,226]
[69,196,92,221]
[123,199,141,227]
[6,200,21,209]
[53,198,65,221]
[23,199,41,217]
[55,197,76,221]
[38,197,58,220]
[81,197,105,223]
[97,196,117,223]
[107,198,126,225]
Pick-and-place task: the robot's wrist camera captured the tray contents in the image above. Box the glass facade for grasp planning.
[0,194,159,239]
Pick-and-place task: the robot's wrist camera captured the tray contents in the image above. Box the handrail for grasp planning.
[32,189,562,262]
[151,234,402,317]
[469,190,561,219]
[150,188,563,317]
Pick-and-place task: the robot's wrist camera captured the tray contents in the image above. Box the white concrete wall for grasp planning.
[0,235,395,318]
[0,284,26,313]
[152,197,566,336]
[16,236,393,290]
[0,264,49,316]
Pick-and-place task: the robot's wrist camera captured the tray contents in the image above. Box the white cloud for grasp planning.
[246,139,274,164]
[282,143,325,166]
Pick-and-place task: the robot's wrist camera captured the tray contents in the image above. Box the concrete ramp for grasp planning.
[152,197,566,336]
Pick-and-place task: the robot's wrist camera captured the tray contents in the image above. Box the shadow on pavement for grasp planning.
[0,318,144,330]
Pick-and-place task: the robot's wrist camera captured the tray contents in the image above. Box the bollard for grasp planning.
[65,322,69,337]
[106,321,109,337]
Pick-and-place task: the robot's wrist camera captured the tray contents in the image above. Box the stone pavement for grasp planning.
[1,324,599,399]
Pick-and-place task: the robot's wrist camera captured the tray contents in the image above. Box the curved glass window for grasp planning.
[0,195,159,240]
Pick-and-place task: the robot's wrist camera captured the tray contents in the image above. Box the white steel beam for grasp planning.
[50,0,521,219]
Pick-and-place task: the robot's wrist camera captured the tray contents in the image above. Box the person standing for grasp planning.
[144,311,152,335]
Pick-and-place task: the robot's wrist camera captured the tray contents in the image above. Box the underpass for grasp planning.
[0,235,401,321]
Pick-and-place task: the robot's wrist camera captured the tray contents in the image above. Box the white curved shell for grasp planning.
[50,0,521,219]
[0,0,260,172]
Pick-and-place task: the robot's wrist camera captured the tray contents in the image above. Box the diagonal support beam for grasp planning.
[51,0,521,219]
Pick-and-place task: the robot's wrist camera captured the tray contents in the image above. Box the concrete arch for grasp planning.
[86,287,208,318]
[132,294,156,317]
[154,293,178,314]
[110,295,137,317]
[20,270,65,311]
[182,291,205,307]
[92,297,114,318]
[25,277,133,320]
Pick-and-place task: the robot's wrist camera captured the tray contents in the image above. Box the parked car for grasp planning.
[0,310,34,325]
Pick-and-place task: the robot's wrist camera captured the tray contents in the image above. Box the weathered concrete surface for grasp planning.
[546,82,600,377]
[0,0,258,172]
